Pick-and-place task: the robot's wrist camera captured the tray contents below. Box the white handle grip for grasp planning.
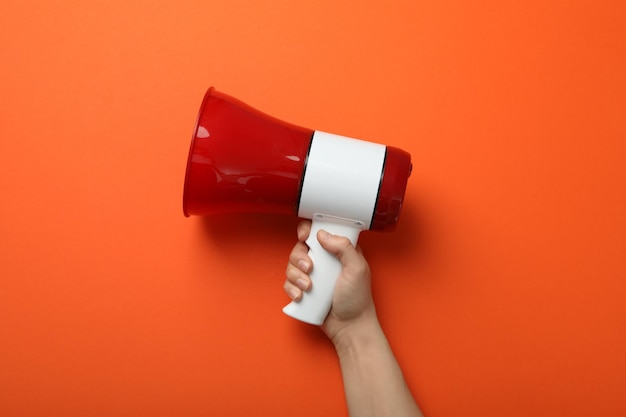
[282,216,364,325]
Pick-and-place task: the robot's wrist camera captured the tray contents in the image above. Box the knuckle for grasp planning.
[289,242,309,262]
[285,264,298,281]
[353,256,370,277]
[338,235,352,246]
[334,236,353,252]
[297,220,312,241]
[286,264,310,285]
[284,281,301,300]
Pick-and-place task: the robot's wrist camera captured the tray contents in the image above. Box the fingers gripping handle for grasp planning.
[282,216,364,325]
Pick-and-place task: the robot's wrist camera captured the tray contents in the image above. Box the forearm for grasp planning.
[332,313,423,417]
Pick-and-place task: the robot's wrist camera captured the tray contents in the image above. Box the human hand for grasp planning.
[285,221,422,417]
[284,220,378,343]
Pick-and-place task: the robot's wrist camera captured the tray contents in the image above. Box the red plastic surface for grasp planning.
[184,88,413,232]
[371,146,412,231]
[183,88,314,216]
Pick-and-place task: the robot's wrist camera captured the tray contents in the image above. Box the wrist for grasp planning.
[329,308,383,356]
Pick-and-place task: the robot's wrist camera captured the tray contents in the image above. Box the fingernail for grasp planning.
[318,230,331,240]
[296,278,309,291]
[288,288,300,300]
[297,260,310,272]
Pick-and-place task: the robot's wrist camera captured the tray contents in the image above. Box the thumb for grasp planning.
[317,229,360,267]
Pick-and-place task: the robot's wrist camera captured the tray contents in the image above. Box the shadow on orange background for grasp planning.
[1,1,625,416]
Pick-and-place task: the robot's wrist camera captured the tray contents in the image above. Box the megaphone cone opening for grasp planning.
[183,86,215,217]
[182,87,314,217]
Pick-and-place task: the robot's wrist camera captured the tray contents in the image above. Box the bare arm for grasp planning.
[331,312,423,417]
[284,221,423,417]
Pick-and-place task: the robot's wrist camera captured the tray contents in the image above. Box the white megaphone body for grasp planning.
[183,87,411,325]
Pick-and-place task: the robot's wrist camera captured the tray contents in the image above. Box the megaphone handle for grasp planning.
[282,215,363,326]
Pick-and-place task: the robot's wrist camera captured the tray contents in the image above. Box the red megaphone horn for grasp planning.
[184,87,411,325]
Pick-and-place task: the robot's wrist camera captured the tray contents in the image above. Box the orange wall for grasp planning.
[1,1,625,416]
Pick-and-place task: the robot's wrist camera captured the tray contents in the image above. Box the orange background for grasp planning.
[1,1,625,416]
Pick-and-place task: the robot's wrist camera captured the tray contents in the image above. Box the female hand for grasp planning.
[284,220,378,342]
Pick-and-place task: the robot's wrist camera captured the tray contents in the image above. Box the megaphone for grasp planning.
[183,87,411,325]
